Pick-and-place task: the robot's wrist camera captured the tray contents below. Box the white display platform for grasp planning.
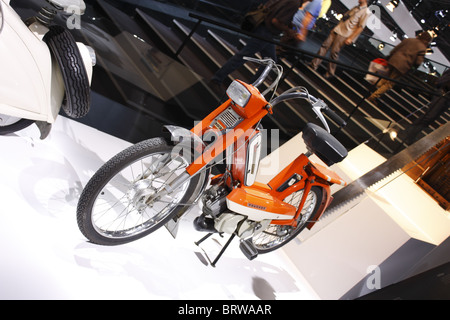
[261,133,450,300]
[0,117,320,300]
[2,117,448,300]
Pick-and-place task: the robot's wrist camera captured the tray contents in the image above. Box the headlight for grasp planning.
[226,80,251,107]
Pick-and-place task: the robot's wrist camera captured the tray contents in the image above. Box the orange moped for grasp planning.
[76,58,348,266]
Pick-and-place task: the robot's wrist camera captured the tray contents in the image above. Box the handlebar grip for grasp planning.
[323,106,347,127]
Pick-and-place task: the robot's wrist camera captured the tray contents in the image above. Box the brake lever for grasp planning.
[311,99,331,133]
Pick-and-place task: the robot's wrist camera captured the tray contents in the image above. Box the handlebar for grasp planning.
[244,57,282,96]
[247,57,274,87]
[243,57,346,132]
[270,90,346,132]
[322,105,347,127]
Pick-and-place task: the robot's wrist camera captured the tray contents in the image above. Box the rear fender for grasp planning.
[306,182,332,230]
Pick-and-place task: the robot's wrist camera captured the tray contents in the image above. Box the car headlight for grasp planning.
[226,80,251,108]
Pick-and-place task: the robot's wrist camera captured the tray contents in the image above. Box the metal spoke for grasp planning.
[252,188,318,251]
[90,151,192,239]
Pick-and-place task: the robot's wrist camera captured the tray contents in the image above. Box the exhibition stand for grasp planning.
[0,116,319,300]
[256,132,450,299]
[1,116,448,299]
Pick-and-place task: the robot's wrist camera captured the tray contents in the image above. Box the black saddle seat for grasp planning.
[302,123,348,166]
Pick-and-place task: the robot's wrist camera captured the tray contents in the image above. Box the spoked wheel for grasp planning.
[252,186,324,253]
[76,138,201,245]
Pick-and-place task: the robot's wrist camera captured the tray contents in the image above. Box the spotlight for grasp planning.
[426,63,437,75]
[383,128,398,140]
[386,0,400,13]
[389,130,397,140]
[436,10,446,19]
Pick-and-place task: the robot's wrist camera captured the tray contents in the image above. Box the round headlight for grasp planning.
[226,80,251,107]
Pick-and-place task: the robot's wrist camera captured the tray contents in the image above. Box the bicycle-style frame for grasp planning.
[75,58,348,264]
[174,75,346,231]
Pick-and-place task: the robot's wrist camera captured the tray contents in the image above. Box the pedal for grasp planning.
[239,238,258,260]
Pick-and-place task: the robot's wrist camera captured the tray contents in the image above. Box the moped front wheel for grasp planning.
[76,137,200,245]
[252,186,323,253]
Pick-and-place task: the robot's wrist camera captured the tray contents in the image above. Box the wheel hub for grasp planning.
[127,179,157,211]
[276,225,292,237]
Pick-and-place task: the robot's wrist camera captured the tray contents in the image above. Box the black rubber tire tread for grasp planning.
[76,137,201,245]
[44,25,90,118]
[254,186,324,254]
[0,118,34,135]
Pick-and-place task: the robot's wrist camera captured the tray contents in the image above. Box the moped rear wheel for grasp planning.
[252,186,323,253]
[76,137,200,245]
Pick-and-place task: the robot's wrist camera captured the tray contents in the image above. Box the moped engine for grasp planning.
[214,213,270,238]
[201,183,229,217]
[193,183,229,233]
[194,183,270,238]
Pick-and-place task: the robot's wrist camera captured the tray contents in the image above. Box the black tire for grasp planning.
[252,186,324,253]
[44,25,90,118]
[0,118,34,135]
[76,138,201,245]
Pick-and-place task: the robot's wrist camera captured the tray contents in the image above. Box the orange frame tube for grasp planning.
[186,108,268,176]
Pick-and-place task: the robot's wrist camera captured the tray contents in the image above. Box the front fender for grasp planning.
[163,125,211,237]
[163,124,209,197]
[163,125,205,148]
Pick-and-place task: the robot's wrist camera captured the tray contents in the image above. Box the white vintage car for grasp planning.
[0,0,95,139]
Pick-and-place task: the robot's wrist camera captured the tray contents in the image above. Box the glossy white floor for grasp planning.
[0,116,319,300]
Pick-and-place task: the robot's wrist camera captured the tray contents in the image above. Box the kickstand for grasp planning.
[195,232,236,267]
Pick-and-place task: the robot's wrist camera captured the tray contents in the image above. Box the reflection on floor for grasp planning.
[0,117,319,300]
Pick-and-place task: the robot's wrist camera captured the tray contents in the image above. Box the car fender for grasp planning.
[0,2,60,122]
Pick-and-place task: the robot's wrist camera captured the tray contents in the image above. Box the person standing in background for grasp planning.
[292,0,323,42]
[318,0,331,19]
[310,0,370,78]
[209,0,302,93]
[367,31,433,103]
